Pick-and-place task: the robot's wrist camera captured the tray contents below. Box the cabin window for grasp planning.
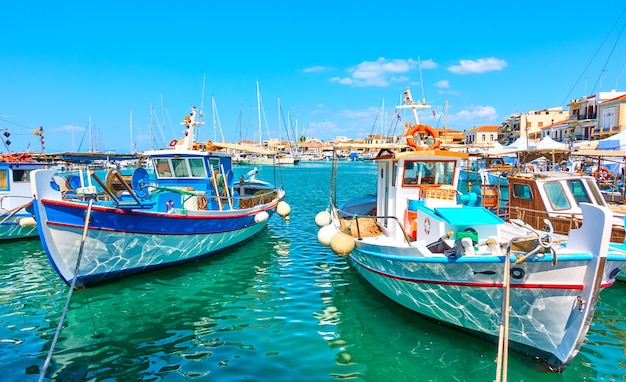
[154,159,173,178]
[172,159,189,177]
[0,170,7,190]
[12,169,29,182]
[544,182,571,210]
[585,179,606,206]
[566,180,591,204]
[402,160,455,186]
[188,158,207,177]
[511,184,532,200]
[208,159,221,175]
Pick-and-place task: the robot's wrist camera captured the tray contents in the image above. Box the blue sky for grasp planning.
[1,1,625,153]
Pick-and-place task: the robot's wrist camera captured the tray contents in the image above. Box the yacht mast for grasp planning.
[256,80,262,147]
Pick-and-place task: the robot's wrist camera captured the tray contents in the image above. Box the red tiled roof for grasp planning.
[466,125,500,133]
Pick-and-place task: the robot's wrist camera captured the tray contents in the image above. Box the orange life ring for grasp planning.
[169,139,177,147]
[206,139,215,151]
[424,217,431,235]
[593,166,610,182]
[406,124,441,151]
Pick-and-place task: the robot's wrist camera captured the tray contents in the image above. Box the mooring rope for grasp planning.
[494,244,512,382]
[39,198,94,381]
[0,201,33,224]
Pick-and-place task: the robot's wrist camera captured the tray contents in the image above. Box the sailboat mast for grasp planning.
[256,81,262,147]
[89,115,92,152]
[278,96,281,142]
[130,110,133,153]
[212,96,217,142]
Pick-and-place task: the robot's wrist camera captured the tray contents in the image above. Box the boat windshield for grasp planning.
[402,160,455,186]
[566,179,592,204]
[544,182,571,210]
[153,157,208,178]
[583,178,607,206]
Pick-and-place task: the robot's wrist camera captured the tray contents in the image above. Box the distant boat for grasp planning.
[30,106,290,287]
[0,153,52,241]
[459,153,512,187]
[237,153,299,165]
[236,82,300,166]
[316,87,626,373]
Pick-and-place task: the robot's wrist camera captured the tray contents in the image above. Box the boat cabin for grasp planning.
[506,172,625,242]
[0,156,51,211]
[143,150,237,212]
[372,149,503,249]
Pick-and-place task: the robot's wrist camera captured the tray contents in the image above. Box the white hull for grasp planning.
[348,236,610,370]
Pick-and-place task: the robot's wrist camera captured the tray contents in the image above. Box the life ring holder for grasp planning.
[593,166,610,182]
[406,124,441,151]
[424,217,431,235]
[165,199,175,212]
[169,139,177,147]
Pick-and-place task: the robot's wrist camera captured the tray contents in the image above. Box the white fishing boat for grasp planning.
[316,88,626,373]
[0,153,52,240]
[30,106,291,287]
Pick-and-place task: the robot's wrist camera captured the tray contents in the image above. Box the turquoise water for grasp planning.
[1,162,625,381]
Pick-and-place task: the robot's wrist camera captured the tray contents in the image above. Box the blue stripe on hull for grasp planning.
[41,199,270,235]
[34,198,275,287]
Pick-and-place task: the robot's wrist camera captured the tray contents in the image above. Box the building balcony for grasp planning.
[572,113,597,121]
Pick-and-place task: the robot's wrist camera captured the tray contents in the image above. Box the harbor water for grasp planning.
[1,162,624,381]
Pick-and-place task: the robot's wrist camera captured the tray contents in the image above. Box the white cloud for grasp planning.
[420,59,437,69]
[331,57,422,87]
[448,106,498,126]
[447,58,507,74]
[330,76,354,85]
[434,80,449,89]
[303,65,334,73]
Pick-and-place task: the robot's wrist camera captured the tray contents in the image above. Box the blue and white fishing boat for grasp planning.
[30,106,290,287]
[0,153,52,240]
[316,88,626,374]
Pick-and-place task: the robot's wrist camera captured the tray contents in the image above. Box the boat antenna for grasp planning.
[418,56,426,104]
[200,74,206,121]
[197,74,207,140]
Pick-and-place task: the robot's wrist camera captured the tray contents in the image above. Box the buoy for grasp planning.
[277,201,291,217]
[254,211,269,223]
[330,232,355,256]
[19,217,36,227]
[315,210,331,227]
[317,224,338,247]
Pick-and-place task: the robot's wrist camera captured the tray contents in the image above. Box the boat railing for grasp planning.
[505,205,583,230]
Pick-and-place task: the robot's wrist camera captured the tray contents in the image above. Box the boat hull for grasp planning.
[0,213,38,241]
[30,164,284,287]
[349,242,607,371]
[33,198,277,286]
